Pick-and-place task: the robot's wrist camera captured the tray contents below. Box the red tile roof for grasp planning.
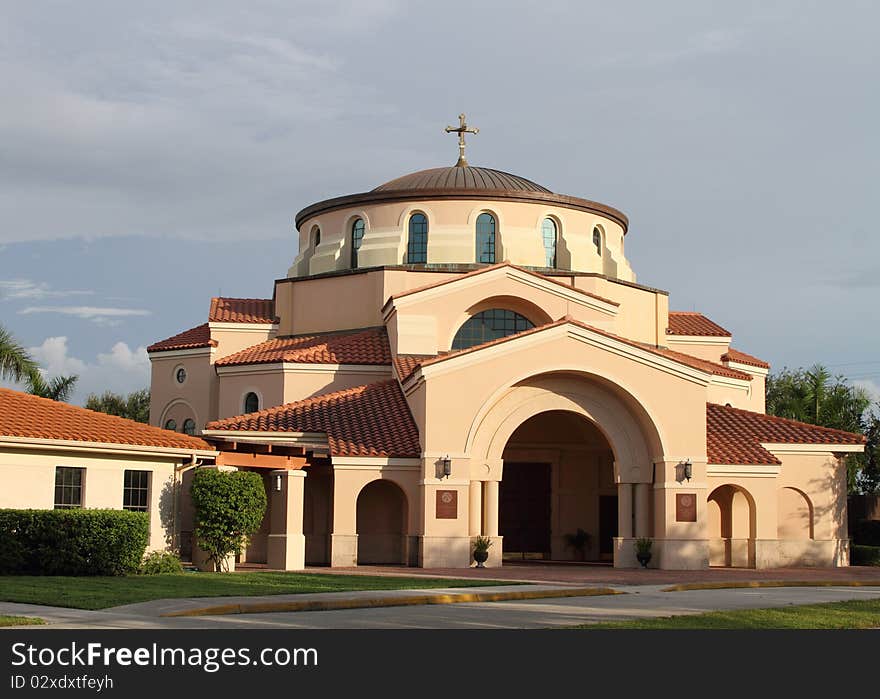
[209,297,276,324]
[206,380,421,457]
[0,388,212,452]
[394,354,435,383]
[722,348,770,369]
[215,327,391,367]
[707,403,866,465]
[398,318,751,382]
[385,262,619,308]
[667,312,731,337]
[147,323,217,353]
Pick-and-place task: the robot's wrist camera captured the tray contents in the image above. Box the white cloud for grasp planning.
[25,336,150,405]
[0,279,93,301]
[18,305,151,325]
[854,379,880,403]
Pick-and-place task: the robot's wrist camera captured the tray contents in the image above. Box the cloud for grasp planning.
[25,336,150,405]
[0,279,93,301]
[854,379,880,403]
[18,305,151,325]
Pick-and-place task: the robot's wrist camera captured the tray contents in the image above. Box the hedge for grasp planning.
[0,509,149,576]
[850,545,880,567]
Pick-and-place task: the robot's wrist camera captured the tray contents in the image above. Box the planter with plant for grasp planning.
[564,528,591,561]
[634,537,653,568]
[472,536,492,567]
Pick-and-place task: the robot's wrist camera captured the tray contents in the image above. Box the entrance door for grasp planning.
[598,495,618,558]
[500,462,551,557]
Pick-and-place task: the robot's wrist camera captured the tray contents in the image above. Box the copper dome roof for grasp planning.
[372,166,551,194]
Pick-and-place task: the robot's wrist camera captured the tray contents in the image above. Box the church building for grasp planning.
[148,116,865,570]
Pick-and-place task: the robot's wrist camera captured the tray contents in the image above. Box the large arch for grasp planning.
[467,373,664,484]
[707,484,757,568]
[356,479,408,565]
[778,487,814,540]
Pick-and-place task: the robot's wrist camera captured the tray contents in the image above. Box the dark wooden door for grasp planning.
[598,495,618,556]
[500,463,551,555]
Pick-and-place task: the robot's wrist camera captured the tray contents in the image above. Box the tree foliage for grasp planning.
[0,325,39,383]
[190,469,267,572]
[85,389,150,423]
[766,364,877,493]
[27,372,79,402]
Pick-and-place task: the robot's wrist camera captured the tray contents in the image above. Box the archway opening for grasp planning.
[500,410,617,563]
[707,484,757,568]
[356,480,407,565]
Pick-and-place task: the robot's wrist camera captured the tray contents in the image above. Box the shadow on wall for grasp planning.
[803,458,848,566]
[159,477,177,550]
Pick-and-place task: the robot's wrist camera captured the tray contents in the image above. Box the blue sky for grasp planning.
[1,1,878,404]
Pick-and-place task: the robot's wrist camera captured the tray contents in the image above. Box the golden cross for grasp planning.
[445,113,479,167]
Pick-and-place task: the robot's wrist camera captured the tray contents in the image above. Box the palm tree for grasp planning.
[27,372,79,402]
[0,324,39,383]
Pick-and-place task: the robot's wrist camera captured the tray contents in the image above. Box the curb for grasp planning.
[662,580,880,592]
[163,586,622,618]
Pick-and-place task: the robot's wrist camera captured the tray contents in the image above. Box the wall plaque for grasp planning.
[676,493,697,522]
[436,490,458,519]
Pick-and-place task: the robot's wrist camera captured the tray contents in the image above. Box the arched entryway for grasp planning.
[500,410,619,562]
[707,484,756,567]
[356,479,408,565]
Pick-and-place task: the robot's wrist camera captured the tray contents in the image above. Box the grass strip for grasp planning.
[662,580,880,592]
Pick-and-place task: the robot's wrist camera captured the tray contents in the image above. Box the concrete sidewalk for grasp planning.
[2,583,880,630]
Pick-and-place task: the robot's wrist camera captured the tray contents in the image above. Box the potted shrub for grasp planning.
[472,536,492,568]
[634,537,653,568]
[564,528,591,561]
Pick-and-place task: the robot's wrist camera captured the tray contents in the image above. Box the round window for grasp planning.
[182,418,196,436]
[164,419,177,431]
[175,367,187,384]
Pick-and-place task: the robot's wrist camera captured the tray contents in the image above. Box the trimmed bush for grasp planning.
[139,550,183,575]
[0,509,149,576]
[852,520,880,547]
[851,545,880,566]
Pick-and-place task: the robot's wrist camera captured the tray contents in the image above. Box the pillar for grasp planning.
[635,483,651,537]
[617,482,633,539]
[484,480,499,537]
[267,469,307,571]
[469,480,482,537]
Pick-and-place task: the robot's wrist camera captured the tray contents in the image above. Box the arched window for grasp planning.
[452,309,534,350]
[542,218,557,267]
[243,392,259,414]
[182,418,196,436]
[351,218,365,267]
[475,213,496,264]
[407,213,428,264]
[164,419,177,432]
[312,226,321,248]
[592,226,602,256]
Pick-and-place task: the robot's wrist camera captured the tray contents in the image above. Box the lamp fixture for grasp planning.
[274,473,283,492]
[675,459,693,483]
[438,455,452,480]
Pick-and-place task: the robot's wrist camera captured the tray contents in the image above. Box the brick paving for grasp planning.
[310,562,880,586]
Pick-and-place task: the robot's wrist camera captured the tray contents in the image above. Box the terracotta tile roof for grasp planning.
[667,312,731,337]
[147,323,217,353]
[721,348,770,369]
[394,354,437,383]
[215,327,391,367]
[0,388,212,452]
[648,345,753,381]
[385,262,619,308]
[401,318,750,382]
[707,403,866,465]
[209,297,276,324]
[206,380,421,457]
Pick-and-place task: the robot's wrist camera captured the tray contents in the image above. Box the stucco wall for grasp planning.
[0,446,179,551]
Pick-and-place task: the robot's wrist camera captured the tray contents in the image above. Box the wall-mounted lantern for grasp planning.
[437,455,452,480]
[274,473,283,492]
[675,459,693,483]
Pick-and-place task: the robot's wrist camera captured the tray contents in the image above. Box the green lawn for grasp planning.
[0,572,512,610]
[572,598,880,629]
[0,615,45,627]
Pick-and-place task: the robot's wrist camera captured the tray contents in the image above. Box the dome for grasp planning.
[372,165,552,194]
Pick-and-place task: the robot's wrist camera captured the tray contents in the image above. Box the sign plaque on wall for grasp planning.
[676,493,697,522]
[436,490,458,519]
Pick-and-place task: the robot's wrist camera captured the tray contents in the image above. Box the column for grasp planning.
[330,469,360,567]
[635,483,651,538]
[484,480,499,537]
[267,469,307,571]
[617,482,633,539]
[469,480,482,537]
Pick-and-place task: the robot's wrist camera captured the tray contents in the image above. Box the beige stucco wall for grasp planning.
[291,199,632,281]
[666,337,730,363]
[149,349,217,431]
[0,445,180,551]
